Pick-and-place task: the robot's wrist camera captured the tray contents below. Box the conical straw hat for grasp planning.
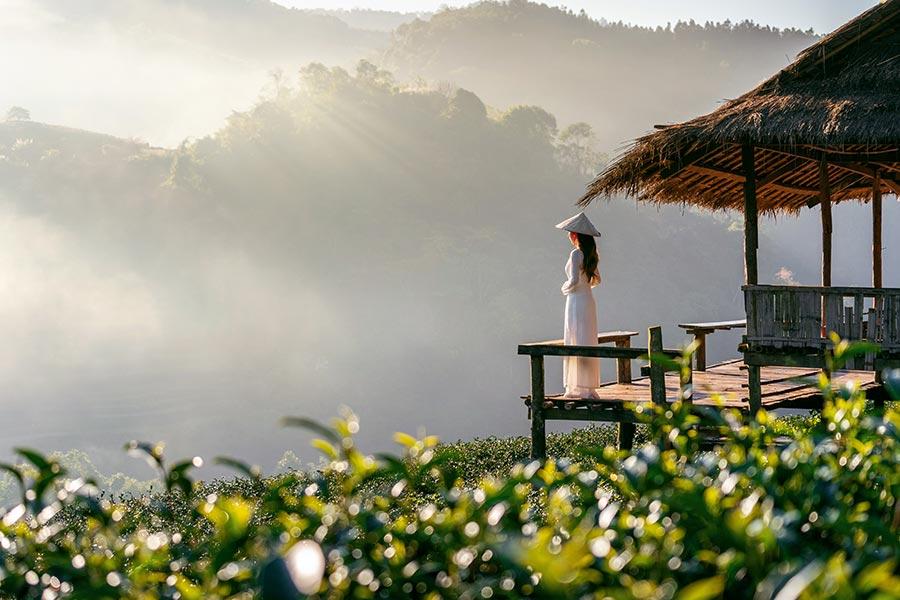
[555,212,601,237]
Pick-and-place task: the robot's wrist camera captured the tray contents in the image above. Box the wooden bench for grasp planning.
[677,319,746,371]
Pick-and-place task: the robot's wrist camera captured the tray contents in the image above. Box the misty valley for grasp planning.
[1,0,897,487]
[1,1,899,599]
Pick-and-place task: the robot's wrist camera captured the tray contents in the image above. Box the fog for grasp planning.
[0,1,896,490]
[0,0,385,145]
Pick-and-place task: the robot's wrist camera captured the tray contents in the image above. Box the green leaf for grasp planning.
[214,456,261,480]
[676,575,725,600]
[14,448,52,471]
[281,416,340,443]
[311,439,338,460]
[393,432,418,448]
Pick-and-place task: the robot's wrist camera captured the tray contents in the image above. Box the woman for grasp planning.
[556,212,602,399]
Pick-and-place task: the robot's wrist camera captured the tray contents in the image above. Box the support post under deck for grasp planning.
[747,365,762,415]
[615,337,635,450]
[529,355,546,460]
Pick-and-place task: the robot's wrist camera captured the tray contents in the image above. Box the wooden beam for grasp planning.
[517,343,680,359]
[542,408,639,423]
[742,143,758,285]
[873,169,883,290]
[819,159,833,288]
[758,159,805,188]
[768,182,819,197]
[759,144,900,166]
[659,144,727,178]
[789,146,900,163]
[687,164,743,182]
[743,352,827,369]
[828,163,900,194]
[688,163,822,196]
[873,162,900,176]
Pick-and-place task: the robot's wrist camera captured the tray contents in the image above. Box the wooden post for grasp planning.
[617,422,635,451]
[873,169,883,291]
[617,336,636,450]
[742,143,758,285]
[694,332,707,371]
[680,358,693,404]
[819,158,833,288]
[529,355,546,460]
[747,365,762,415]
[648,326,666,405]
[616,338,632,384]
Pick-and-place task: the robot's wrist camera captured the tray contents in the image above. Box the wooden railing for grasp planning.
[744,285,900,353]
[518,326,685,458]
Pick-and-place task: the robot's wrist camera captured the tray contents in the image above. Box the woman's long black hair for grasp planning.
[576,233,599,285]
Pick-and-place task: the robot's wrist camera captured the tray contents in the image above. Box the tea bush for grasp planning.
[1,367,898,598]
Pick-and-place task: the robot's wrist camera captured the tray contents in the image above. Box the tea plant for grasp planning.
[0,367,898,598]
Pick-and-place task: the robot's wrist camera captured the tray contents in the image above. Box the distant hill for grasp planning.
[311,8,429,32]
[34,0,386,65]
[13,0,389,143]
[383,1,819,149]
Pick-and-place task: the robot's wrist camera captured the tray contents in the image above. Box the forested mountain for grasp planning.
[34,0,386,65]
[0,66,750,472]
[311,8,428,31]
[10,0,821,147]
[9,0,386,144]
[383,1,819,148]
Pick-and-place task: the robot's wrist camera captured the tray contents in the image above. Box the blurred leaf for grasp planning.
[676,575,725,600]
[310,439,338,460]
[14,448,52,472]
[883,369,900,400]
[281,416,340,443]
[215,456,262,480]
[393,432,418,449]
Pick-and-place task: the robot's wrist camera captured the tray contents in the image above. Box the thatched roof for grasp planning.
[582,0,900,213]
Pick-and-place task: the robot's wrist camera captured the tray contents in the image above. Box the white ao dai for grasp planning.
[561,248,600,398]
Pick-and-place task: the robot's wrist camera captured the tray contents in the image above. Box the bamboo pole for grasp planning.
[819,158,833,288]
[873,169,883,290]
[742,143,758,285]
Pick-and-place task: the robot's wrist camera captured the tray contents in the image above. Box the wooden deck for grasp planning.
[518,326,887,458]
[525,359,879,413]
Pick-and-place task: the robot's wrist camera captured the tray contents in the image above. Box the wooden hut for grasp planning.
[581,1,900,406]
[519,2,898,458]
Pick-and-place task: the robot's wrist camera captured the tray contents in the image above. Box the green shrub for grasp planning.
[1,369,898,599]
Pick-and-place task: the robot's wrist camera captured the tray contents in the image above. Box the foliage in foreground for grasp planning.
[0,373,899,599]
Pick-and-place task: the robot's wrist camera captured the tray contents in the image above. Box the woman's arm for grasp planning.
[561,248,582,295]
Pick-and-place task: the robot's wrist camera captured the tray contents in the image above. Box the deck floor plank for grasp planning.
[530,361,878,412]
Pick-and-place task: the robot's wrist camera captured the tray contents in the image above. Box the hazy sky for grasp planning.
[279,0,880,33]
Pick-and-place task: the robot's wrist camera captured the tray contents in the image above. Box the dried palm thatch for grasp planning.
[581,0,900,213]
